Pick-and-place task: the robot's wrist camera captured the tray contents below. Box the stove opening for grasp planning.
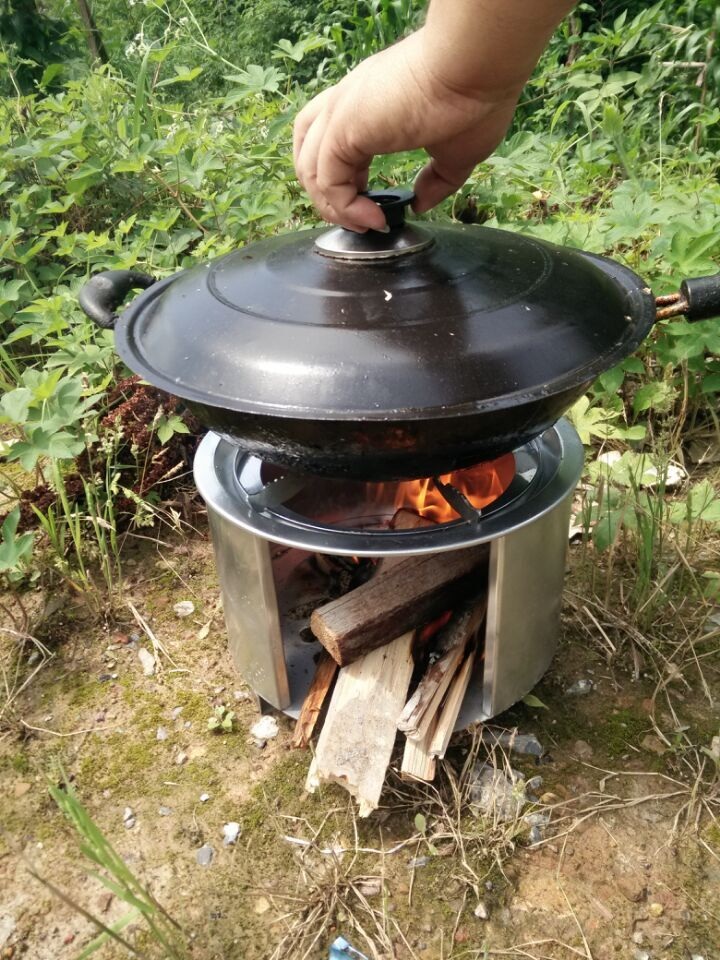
[381,451,516,524]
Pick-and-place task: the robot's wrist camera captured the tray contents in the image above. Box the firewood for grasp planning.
[305,630,415,817]
[428,649,476,759]
[310,546,487,666]
[376,509,436,575]
[290,651,338,749]
[399,596,487,740]
[401,722,437,782]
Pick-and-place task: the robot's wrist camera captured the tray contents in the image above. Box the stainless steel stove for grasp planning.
[194,419,583,728]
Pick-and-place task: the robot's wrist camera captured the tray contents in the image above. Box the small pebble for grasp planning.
[234,690,252,702]
[158,806,172,817]
[253,896,270,915]
[474,901,489,920]
[156,726,168,741]
[565,679,593,696]
[528,825,544,845]
[129,633,140,643]
[171,706,183,718]
[175,751,188,766]
[408,856,430,869]
[199,793,210,803]
[123,807,136,829]
[222,822,241,846]
[250,716,279,742]
[196,844,214,867]
[174,600,195,618]
[649,902,664,917]
[525,775,543,794]
[98,673,112,682]
[138,647,156,677]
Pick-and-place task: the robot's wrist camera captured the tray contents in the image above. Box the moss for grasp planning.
[76,732,165,794]
[596,708,649,759]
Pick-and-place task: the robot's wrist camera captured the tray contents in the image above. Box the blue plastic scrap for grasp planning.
[328,936,370,960]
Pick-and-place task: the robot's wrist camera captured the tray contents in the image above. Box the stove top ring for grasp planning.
[194,418,584,556]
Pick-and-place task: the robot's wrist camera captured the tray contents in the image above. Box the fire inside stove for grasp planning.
[380,451,517,524]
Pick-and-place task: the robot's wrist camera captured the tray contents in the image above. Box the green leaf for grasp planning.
[414,813,427,834]
[633,380,674,414]
[522,693,548,710]
[223,65,286,100]
[156,66,203,88]
[0,387,32,425]
[701,373,720,393]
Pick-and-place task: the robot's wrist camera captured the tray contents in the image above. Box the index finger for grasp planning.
[315,129,387,232]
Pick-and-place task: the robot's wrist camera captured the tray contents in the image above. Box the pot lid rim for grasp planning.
[115,252,655,421]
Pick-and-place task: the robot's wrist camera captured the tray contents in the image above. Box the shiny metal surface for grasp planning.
[206,506,290,709]
[456,491,574,727]
[314,222,434,259]
[194,419,584,556]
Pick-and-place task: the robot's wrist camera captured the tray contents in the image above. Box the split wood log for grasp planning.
[398,596,487,740]
[310,545,487,666]
[428,649,476,759]
[401,721,437,782]
[305,630,415,817]
[290,651,338,749]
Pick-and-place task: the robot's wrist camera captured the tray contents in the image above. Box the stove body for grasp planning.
[195,419,584,727]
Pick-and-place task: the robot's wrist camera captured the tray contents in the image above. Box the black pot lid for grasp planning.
[115,189,655,421]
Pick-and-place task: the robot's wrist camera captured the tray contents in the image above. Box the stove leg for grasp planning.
[207,504,291,709]
[482,491,573,718]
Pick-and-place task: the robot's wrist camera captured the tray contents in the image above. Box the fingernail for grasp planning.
[374,224,390,234]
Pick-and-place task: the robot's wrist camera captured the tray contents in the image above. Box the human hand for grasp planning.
[293,29,522,232]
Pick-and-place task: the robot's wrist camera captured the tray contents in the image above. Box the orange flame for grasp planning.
[393,452,516,524]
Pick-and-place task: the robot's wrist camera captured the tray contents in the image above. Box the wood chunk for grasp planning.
[290,651,338,749]
[305,630,415,817]
[391,508,437,531]
[428,650,476,759]
[310,546,487,666]
[401,722,437,783]
[378,509,437,574]
[399,597,487,739]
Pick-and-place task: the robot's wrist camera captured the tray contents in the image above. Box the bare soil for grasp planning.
[1,524,719,960]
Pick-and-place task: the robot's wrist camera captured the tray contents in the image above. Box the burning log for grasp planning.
[290,651,338,749]
[305,630,415,817]
[398,596,487,740]
[310,546,488,667]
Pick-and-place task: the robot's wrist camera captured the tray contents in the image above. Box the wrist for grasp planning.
[415,25,527,102]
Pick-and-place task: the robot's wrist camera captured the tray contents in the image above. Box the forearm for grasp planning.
[421,0,576,97]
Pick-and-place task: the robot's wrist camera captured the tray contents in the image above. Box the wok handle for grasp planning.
[656,272,720,322]
[79,269,156,329]
[681,273,720,322]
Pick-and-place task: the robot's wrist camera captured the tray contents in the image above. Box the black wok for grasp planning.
[79,190,720,481]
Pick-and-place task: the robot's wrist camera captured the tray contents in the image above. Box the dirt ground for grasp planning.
[1,519,719,960]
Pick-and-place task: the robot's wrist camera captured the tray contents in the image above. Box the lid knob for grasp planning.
[362,188,414,231]
[314,186,433,261]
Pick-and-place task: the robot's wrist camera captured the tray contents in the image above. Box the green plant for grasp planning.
[29,775,188,958]
[0,506,34,582]
[207,703,235,732]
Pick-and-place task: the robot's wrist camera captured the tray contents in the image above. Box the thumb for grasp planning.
[412,158,475,214]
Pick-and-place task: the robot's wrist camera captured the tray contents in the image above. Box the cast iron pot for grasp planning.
[79,189,720,481]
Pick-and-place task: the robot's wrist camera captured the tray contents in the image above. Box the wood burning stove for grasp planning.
[194,418,583,727]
